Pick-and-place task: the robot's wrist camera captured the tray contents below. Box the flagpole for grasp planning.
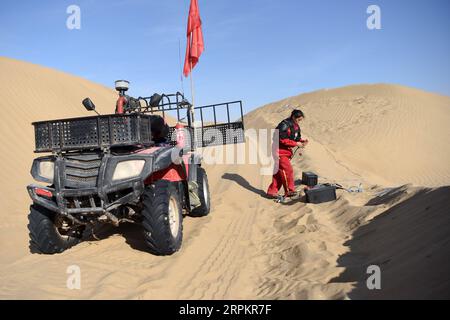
[178,38,185,96]
[184,0,204,152]
[189,60,197,151]
[189,61,195,109]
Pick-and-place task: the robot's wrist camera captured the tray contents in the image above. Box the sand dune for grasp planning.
[0,57,449,299]
[246,84,450,187]
[0,57,117,264]
[242,86,450,299]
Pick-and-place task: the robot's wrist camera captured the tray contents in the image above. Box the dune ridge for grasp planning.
[246,83,450,187]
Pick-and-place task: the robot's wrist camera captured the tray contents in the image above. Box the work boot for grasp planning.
[285,191,297,198]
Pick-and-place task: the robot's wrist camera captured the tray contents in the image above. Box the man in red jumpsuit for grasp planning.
[267,109,308,198]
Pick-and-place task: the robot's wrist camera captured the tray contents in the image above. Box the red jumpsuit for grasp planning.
[267,122,305,197]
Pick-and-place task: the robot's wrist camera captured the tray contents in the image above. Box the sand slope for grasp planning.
[0,57,117,264]
[0,57,449,299]
[246,84,450,187]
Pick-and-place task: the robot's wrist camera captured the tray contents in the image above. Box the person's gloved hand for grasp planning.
[301,139,309,147]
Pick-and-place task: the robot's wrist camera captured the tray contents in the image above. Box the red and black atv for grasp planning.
[27,80,244,255]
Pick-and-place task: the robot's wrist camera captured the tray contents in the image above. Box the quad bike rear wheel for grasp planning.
[142,180,183,255]
[190,167,211,217]
[28,204,83,254]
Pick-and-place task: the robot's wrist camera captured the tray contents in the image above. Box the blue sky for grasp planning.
[1,0,449,113]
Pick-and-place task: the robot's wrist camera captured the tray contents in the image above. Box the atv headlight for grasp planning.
[112,160,145,181]
[31,158,55,183]
[39,161,54,180]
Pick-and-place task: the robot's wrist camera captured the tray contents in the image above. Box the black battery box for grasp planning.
[305,184,337,204]
[302,171,318,187]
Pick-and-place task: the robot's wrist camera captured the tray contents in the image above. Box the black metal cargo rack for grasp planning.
[33,114,153,153]
[134,93,245,148]
[33,92,245,153]
[190,100,245,148]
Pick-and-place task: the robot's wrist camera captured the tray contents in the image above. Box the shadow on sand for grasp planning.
[85,222,152,254]
[221,173,306,204]
[222,173,268,198]
[330,186,450,299]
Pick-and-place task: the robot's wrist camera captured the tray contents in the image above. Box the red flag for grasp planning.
[183,0,204,77]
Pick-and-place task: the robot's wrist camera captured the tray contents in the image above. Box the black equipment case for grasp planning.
[302,171,318,187]
[305,184,337,204]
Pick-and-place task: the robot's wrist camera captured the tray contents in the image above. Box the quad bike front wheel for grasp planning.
[28,204,83,254]
[142,180,183,255]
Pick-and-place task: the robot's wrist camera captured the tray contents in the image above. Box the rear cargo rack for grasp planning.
[135,93,245,149]
[33,114,153,153]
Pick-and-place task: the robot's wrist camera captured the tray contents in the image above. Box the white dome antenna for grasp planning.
[115,80,129,95]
